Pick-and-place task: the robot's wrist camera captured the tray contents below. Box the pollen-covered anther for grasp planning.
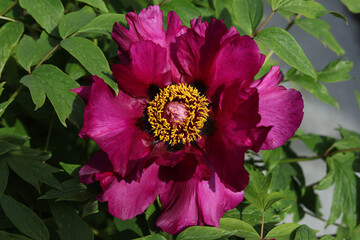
[147,84,209,146]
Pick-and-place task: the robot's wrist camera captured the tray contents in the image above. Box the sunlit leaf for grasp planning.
[219,218,260,239]
[276,1,328,18]
[232,0,263,36]
[177,226,236,240]
[264,223,300,240]
[77,13,126,35]
[341,0,360,13]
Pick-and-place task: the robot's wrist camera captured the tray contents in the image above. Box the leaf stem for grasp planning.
[34,43,60,71]
[0,15,16,22]
[254,11,275,36]
[44,112,55,152]
[260,211,265,240]
[280,147,360,163]
[0,0,18,16]
[8,84,24,102]
[159,0,168,7]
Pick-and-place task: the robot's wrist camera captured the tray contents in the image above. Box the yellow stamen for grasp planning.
[147,84,209,146]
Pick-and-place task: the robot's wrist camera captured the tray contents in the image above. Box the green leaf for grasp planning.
[114,215,149,237]
[78,0,108,13]
[39,179,89,202]
[77,13,126,35]
[219,218,260,240]
[177,226,236,240]
[20,64,84,127]
[341,0,360,13]
[0,230,32,240]
[326,152,357,228]
[4,146,61,192]
[276,1,328,18]
[315,170,335,190]
[356,91,360,110]
[300,133,336,155]
[16,35,37,72]
[134,235,166,240]
[58,6,96,39]
[264,223,300,240]
[65,61,86,81]
[50,202,94,240]
[0,159,9,193]
[82,199,99,217]
[0,22,24,77]
[232,0,263,36]
[244,167,272,211]
[0,99,13,117]
[0,193,49,240]
[59,162,81,177]
[287,69,339,110]
[332,127,360,150]
[320,236,335,240]
[32,31,59,67]
[19,0,64,34]
[161,0,201,27]
[264,192,287,211]
[294,225,317,240]
[295,18,345,56]
[60,37,118,93]
[255,27,316,80]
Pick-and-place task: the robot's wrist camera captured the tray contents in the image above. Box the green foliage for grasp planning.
[176,226,236,240]
[232,0,263,36]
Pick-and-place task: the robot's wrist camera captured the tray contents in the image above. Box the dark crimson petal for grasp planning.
[80,76,152,177]
[71,86,91,104]
[112,40,171,98]
[102,163,164,220]
[251,66,304,149]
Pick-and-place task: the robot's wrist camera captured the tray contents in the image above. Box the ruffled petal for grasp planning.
[197,173,244,226]
[252,67,304,149]
[102,163,164,220]
[80,76,152,177]
[112,40,171,98]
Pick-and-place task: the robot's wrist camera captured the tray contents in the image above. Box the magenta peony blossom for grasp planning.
[76,5,304,234]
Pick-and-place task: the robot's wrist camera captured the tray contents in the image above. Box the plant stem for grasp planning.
[0,15,16,22]
[34,43,60,71]
[0,0,18,16]
[159,0,168,7]
[254,11,275,36]
[263,50,274,65]
[260,211,265,240]
[44,112,55,152]
[8,84,24,102]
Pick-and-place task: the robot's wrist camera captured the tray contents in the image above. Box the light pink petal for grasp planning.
[80,76,152,177]
[252,67,304,149]
[197,173,244,226]
[103,163,164,220]
[112,41,171,98]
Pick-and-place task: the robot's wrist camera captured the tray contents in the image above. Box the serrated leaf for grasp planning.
[232,0,263,36]
[16,35,37,72]
[276,0,328,18]
[58,6,96,39]
[295,18,345,56]
[20,64,84,127]
[78,0,108,13]
[135,235,166,240]
[161,0,201,27]
[0,159,9,193]
[294,225,317,240]
[255,27,316,80]
[0,193,49,240]
[326,152,356,228]
[264,223,300,240]
[50,202,94,240]
[19,0,64,34]
[177,226,236,240]
[219,218,260,240]
[77,13,126,35]
[287,70,339,110]
[0,22,24,78]
[341,0,360,13]
[0,230,32,240]
[4,146,61,192]
[332,127,360,150]
[60,37,118,93]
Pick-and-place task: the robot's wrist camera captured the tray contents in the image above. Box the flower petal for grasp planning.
[80,76,152,177]
[252,67,304,149]
[112,40,171,98]
[79,150,113,185]
[71,86,91,104]
[103,163,164,220]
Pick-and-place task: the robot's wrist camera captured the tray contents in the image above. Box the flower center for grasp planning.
[147,84,209,146]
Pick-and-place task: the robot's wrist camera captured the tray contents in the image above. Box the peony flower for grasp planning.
[76,5,304,234]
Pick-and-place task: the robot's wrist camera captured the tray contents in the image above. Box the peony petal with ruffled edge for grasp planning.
[79,76,152,178]
[112,40,171,98]
[79,151,164,220]
[251,66,304,150]
[176,18,264,97]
